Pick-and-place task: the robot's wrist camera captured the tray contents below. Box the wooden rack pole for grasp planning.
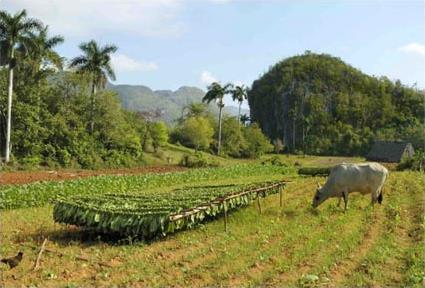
[224,201,228,232]
[257,194,262,214]
[280,188,283,207]
[169,181,290,222]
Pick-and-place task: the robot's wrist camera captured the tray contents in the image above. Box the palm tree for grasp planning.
[26,25,64,73]
[0,9,43,163]
[231,85,248,127]
[202,82,232,154]
[240,114,250,127]
[69,40,117,133]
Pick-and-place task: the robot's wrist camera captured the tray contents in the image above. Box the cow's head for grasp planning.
[312,182,326,208]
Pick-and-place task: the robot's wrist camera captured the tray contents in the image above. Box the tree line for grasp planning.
[0,9,273,168]
[0,9,170,168]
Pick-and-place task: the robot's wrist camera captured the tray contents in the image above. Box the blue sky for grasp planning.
[2,0,424,107]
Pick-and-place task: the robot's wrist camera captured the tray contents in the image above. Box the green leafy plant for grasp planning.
[53,181,285,238]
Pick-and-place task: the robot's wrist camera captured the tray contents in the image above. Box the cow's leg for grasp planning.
[371,191,377,206]
[337,196,342,208]
[343,190,349,211]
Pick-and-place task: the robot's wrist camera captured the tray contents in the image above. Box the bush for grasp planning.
[179,152,219,168]
[298,167,331,176]
[262,156,288,167]
[397,152,425,171]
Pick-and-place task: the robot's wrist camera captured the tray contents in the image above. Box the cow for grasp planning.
[312,162,388,211]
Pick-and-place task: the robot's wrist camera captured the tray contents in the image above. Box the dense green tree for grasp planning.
[176,116,214,151]
[69,40,117,134]
[220,117,246,157]
[202,82,232,154]
[149,121,169,152]
[0,9,42,162]
[242,123,273,158]
[179,102,210,122]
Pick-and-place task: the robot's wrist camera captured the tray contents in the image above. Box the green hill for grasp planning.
[248,52,424,155]
[109,84,248,124]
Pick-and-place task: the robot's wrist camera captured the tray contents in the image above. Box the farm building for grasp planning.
[366,141,415,163]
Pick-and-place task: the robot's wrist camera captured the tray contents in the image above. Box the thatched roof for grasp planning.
[366,141,415,163]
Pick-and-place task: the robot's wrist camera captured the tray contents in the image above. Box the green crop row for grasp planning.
[53,181,284,238]
[298,167,331,176]
[0,164,295,210]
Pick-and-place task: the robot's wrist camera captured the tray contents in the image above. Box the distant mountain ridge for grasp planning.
[108,83,249,124]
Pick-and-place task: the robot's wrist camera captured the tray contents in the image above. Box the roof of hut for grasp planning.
[366,141,414,163]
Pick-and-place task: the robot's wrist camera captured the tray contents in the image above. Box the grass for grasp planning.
[1,166,423,287]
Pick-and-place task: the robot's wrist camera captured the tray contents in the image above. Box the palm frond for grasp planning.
[69,56,88,68]
[20,17,43,32]
[45,35,64,49]
[79,40,98,56]
[101,44,118,55]
[45,50,64,70]
[14,9,27,21]
[103,63,116,81]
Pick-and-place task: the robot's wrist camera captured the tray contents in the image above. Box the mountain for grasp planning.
[108,83,249,124]
[248,52,424,155]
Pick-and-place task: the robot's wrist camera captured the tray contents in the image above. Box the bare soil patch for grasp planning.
[0,166,186,185]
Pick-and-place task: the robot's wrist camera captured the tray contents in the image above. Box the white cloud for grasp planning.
[200,70,218,85]
[2,0,184,38]
[111,54,158,72]
[399,42,425,56]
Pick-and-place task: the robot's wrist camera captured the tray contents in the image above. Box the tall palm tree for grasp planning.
[0,9,42,163]
[202,82,232,154]
[26,25,64,73]
[231,85,248,127]
[69,40,117,133]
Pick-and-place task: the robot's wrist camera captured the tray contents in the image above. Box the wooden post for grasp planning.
[280,188,283,207]
[33,238,48,271]
[224,201,228,232]
[257,194,262,214]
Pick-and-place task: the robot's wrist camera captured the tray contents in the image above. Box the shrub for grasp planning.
[262,156,288,167]
[179,152,219,168]
[397,151,425,171]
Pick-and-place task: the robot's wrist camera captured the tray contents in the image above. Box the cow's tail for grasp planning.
[377,191,383,204]
[377,170,388,205]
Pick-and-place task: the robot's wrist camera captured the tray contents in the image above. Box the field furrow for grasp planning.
[1,171,423,287]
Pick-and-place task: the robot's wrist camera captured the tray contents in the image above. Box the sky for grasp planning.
[1,0,424,108]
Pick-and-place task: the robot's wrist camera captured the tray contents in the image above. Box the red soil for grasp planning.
[0,166,187,185]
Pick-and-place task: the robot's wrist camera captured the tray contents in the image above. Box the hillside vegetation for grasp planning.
[249,52,424,155]
[109,83,248,124]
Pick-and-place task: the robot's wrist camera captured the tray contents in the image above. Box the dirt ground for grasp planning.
[0,166,187,185]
